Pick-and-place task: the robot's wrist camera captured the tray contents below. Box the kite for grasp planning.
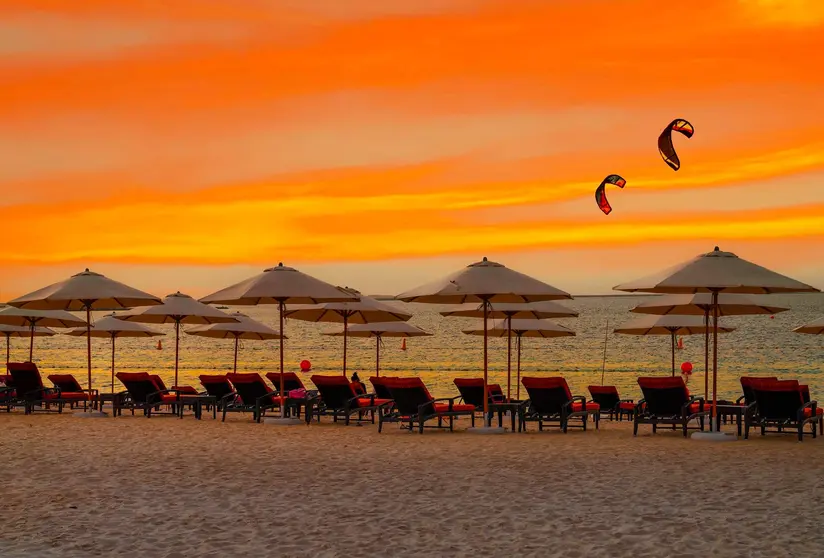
[658,118,694,171]
[595,174,626,215]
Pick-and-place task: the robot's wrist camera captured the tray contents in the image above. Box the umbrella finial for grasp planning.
[482,256,488,262]
[714,246,719,251]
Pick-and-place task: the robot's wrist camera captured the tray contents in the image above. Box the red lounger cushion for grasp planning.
[521,377,574,400]
[588,385,619,396]
[572,402,600,412]
[433,403,476,414]
[804,407,824,418]
[383,377,436,400]
[619,402,635,411]
[227,373,267,385]
[47,374,83,390]
[688,402,709,414]
[200,374,229,385]
[117,372,161,389]
[172,385,199,395]
[356,398,392,408]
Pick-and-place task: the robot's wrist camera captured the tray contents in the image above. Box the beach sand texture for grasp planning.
[2,414,823,557]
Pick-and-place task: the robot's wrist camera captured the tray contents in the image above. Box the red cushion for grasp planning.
[116,372,161,391]
[172,385,199,395]
[44,392,89,401]
[803,407,824,418]
[160,393,199,403]
[266,372,304,388]
[433,403,475,414]
[355,397,392,408]
[741,376,777,388]
[588,385,619,396]
[572,402,600,412]
[48,374,82,390]
[227,373,268,385]
[752,379,804,405]
[521,377,573,400]
[689,402,709,414]
[619,402,635,411]
[382,377,435,400]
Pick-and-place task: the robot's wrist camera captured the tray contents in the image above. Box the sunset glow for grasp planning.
[2,0,823,296]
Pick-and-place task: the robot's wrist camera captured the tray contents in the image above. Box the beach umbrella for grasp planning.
[614,314,735,377]
[0,306,86,360]
[285,288,411,376]
[442,301,577,399]
[614,246,819,432]
[323,321,431,376]
[64,314,164,393]
[6,269,163,406]
[185,312,285,372]
[794,317,824,335]
[0,324,55,364]
[463,318,575,399]
[396,257,571,427]
[630,293,789,398]
[115,292,238,386]
[199,262,357,419]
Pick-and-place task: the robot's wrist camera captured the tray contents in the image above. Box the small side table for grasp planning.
[488,400,527,432]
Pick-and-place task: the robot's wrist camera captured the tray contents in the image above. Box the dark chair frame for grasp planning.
[378,378,475,434]
[588,385,633,421]
[633,377,707,437]
[113,372,188,418]
[744,380,820,442]
[310,375,389,425]
[8,363,93,415]
[521,377,598,433]
[222,373,284,423]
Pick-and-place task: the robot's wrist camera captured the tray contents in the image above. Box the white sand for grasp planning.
[2,413,823,557]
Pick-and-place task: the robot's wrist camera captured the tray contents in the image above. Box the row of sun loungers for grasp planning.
[1,362,821,441]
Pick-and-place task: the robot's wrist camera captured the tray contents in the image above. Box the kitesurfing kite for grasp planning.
[658,118,694,171]
[595,174,626,215]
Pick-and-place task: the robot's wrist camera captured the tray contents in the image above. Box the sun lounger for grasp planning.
[310,375,391,425]
[588,385,634,421]
[634,377,707,437]
[738,376,778,407]
[745,379,821,441]
[222,373,285,423]
[521,377,599,432]
[378,377,475,433]
[114,372,193,418]
[48,374,98,410]
[8,362,92,414]
[454,378,506,409]
[198,374,237,418]
[266,372,307,393]
[369,376,394,399]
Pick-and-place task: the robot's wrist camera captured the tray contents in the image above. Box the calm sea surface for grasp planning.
[12,294,824,400]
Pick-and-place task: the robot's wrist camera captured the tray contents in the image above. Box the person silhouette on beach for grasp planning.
[350,372,366,394]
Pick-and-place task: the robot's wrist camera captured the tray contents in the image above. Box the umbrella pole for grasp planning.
[111,334,116,394]
[375,335,381,376]
[483,299,489,426]
[234,335,239,373]
[5,334,9,364]
[174,319,180,387]
[671,331,676,377]
[29,321,34,362]
[507,315,512,400]
[86,305,92,410]
[343,314,348,377]
[711,292,719,431]
[516,335,522,400]
[704,308,710,401]
[279,301,286,418]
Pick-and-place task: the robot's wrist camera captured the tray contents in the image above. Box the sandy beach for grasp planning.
[2,413,823,558]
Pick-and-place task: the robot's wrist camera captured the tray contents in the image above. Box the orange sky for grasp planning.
[1,0,823,297]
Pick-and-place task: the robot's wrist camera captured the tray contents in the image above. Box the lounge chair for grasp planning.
[48,374,97,410]
[310,375,391,425]
[266,372,307,394]
[588,385,635,421]
[197,374,237,419]
[378,377,475,433]
[738,376,778,407]
[634,377,707,437]
[114,372,192,418]
[222,373,286,423]
[8,362,92,414]
[454,378,506,407]
[369,376,394,399]
[745,379,820,441]
[521,377,599,432]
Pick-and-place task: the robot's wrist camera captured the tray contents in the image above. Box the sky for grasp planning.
[1,0,823,299]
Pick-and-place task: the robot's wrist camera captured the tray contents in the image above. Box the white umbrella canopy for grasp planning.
[614,246,820,431]
[323,321,431,376]
[0,324,55,363]
[631,293,790,398]
[615,314,736,377]
[286,288,411,376]
[199,262,358,418]
[463,319,575,399]
[185,312,285,372]
[65,314,164,393]
[440,301,578,319]
[6,269,162,400]
[397,257,572,423]
[116,292,238,386]
[794,317,824,335]
[0,306,86,361]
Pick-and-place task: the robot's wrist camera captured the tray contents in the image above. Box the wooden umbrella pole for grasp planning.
[506,315,512,400]
[29,321,34,362]
[516,334,522,400]
[174,319,180,386]
[233,335,239,373]
[704,308,710,401]
[711,291,719,431]
[279,300,286,418]
[600,319,609,386]
[342,314,348,377]
[111,334,116,394]
[86,305,93,409]
[671,330,676,377]
[483,298,489,426]
[375,335,381,376]
[5,334,9,364]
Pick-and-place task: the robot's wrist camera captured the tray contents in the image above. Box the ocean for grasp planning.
[11,293,824,400]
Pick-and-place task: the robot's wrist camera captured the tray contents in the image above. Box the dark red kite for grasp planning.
[595,174,626,215]
[658,118,694,171]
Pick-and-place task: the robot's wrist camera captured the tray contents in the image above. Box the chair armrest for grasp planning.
[256,390,281,406]
[736,395,746,404]
[433,396,459,403]
[563,395,586,411]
